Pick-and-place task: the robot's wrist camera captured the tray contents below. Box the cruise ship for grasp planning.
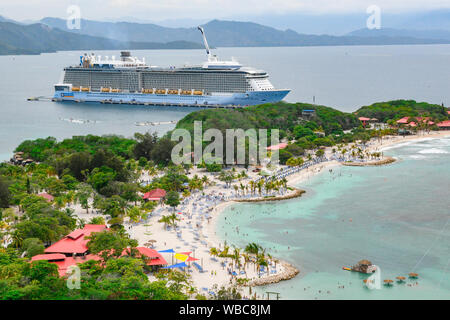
[53,27,290,107]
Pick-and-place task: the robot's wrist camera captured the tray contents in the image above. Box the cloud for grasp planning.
[2,0,449,21]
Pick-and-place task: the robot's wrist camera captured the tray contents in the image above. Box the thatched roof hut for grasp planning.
[383,279,394,286]
[358,259,372,266]
[396,276,406,281]
[408,272,419,278]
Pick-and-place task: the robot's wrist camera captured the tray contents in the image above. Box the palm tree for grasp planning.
[210,247,219,258]
[233,185,239,197]
[158,215,172,230]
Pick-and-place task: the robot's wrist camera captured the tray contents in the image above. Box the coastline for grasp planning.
[203,130,450,289]
[68,130,450,295]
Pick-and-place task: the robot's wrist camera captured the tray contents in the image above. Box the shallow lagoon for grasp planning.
[216,137,450,299]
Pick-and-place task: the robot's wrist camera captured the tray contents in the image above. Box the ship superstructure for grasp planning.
[53,27,290,107]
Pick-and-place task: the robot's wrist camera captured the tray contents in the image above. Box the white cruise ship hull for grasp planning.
[53,89,290,107]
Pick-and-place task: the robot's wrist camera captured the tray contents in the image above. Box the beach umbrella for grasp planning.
[174,253,189,262]
[158,249,175,253]
[187,256,199,262]
[383,279,394,286]
[162,262,187,269]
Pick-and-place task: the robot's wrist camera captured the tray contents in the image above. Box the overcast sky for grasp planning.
[2,0,449,22]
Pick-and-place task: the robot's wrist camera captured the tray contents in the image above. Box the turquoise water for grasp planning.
[1,45,450,160]
[216,137,450,299]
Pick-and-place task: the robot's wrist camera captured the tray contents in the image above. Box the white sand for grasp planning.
[69,130,449,297]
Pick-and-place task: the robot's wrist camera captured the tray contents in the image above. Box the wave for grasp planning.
[418,148,449,154]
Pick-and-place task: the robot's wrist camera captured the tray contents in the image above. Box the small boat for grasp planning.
[342,267,352,271]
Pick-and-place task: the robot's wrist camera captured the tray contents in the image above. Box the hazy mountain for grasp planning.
[0,21,203,55]
[40,18,450,48]
[347,28,450,41]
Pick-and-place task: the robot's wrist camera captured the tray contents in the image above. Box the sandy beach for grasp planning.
[72,130,450,297]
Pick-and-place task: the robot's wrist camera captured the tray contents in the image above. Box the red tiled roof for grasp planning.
[396,117,410,124]
[31,253,66,261]
[37,193,54,202]
[143,188,166,200]
[31,253,102,277]
[266,143,288,151]
[437,120,450,127]
[122,247,167,266]
[45,224,107,254]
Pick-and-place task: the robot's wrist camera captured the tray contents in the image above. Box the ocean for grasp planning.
[1,44,450,160]
[216,137,450,299]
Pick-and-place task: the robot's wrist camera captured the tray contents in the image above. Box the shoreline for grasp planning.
[69,130,450,296]
[203,130,450,289]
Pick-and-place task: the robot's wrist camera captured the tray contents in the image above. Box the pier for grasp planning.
[27,96,243,109]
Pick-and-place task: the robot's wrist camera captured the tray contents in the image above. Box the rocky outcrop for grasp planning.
[245,261,299,287]
[342,156,396,167]
[233,188,305,203]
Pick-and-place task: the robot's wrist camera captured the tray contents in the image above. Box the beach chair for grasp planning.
[193,262,205,273]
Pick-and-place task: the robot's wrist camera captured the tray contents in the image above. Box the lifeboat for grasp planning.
[81,87,90,92]
[111,88,120,93]
[193,90,203,96]
[181,90,192,95]
[142,88,154,94]
[101,87,110,93]
[168,89,178,95]
[72,87,80,92]
[155,89,166,94]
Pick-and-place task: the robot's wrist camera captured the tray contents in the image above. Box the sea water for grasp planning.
[1,44,450,160]
[216,137,450,299]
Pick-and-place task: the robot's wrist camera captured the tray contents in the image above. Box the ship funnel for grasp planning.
[198,26,211,59]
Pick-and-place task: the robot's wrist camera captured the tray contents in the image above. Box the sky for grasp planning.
[1,0,450,22]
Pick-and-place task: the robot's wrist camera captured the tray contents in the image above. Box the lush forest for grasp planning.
[355,100,449,123]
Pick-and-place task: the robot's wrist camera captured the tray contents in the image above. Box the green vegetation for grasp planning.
[0,99,447,300]
[0,248,189,300]
[356,100,449,123]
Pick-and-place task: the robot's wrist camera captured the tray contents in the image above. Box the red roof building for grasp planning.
[266,143,288,151]
[31,253,102,276]
[45,224,107,255]
[142,188,167,201]
[122,247,167,266]
[437,120,450,129]
[37,192,54,202]
[396,117,434,126]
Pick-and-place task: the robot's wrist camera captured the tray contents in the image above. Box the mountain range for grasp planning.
[0,21,203,55]
[1,15,450,56]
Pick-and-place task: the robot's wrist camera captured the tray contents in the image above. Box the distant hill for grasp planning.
[40,18,450,48]
[347,28,450,41]
[0,21,203,55]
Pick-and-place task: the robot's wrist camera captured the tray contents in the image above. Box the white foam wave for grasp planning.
[418,148,449,154]
[408,155,427,160]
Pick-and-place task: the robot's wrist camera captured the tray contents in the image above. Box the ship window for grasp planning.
[55,85,70,91]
